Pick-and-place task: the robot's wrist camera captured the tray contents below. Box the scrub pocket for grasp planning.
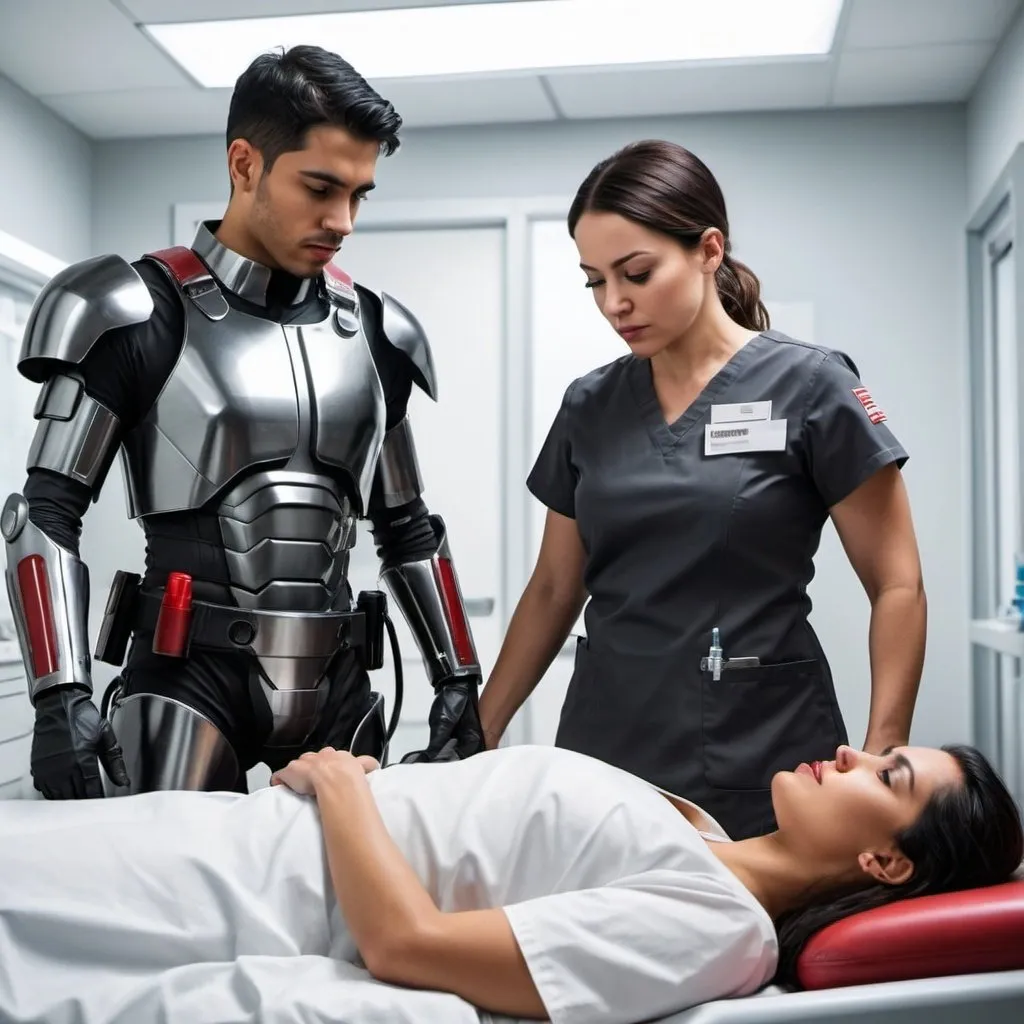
[700,658,841,790]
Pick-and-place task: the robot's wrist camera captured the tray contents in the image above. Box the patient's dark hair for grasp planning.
[567,139,770,333]
[226,44,402,174]
[775,745,1023,987]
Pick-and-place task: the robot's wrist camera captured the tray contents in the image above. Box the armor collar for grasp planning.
[192,221,316,307]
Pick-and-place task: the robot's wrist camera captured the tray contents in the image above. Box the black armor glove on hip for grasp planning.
[31,686,130,799]
[401,677,485,764]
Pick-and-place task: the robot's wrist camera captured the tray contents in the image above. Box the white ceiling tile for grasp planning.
[547,60,834,119]
[366,74,556,129]
[41,87,231,139]
[842,0,1022,49]
[0,0,189,95]
[832,41,995,105]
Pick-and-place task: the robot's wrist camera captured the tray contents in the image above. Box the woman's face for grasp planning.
[573,211,721,358]
[771,745,963,884]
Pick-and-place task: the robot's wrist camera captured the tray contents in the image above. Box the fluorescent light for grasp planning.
[145,0,844,88]
[0,229,66,283]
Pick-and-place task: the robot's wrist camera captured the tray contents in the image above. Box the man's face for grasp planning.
[231,124,380,278]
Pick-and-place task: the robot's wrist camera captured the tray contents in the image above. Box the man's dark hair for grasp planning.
[226,44,402,170]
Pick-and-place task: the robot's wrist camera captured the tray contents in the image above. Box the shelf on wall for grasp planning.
[969,619,1024,658]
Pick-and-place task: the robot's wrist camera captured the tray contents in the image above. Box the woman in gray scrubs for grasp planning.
[478,140,927,840]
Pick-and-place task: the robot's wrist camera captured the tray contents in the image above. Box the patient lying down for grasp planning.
[0,742,1020,1024]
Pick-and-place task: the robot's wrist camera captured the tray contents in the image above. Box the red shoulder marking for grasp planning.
[145,246,208,286]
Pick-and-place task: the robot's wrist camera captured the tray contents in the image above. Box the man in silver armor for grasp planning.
[2,45,485,799]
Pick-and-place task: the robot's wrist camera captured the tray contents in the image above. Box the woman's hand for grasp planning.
[270,746,380,797]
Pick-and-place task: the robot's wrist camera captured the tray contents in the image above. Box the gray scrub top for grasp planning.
[527,330,909,840]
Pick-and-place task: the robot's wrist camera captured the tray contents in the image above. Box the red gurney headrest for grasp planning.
[797,879,1024,989]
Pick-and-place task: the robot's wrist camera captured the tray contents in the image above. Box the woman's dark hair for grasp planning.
[774,744,1024,987]
[226,44,402,172]
[567,139,769,333]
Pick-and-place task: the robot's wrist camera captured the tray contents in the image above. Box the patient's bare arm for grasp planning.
[272,749,546,1018]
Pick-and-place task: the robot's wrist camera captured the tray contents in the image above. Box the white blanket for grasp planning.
[0,747,777,1024]
[3,952,484,1023]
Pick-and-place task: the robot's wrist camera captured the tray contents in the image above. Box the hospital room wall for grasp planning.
[87,105,972,754]
[967,1,1024,211]
[0,72,92,264]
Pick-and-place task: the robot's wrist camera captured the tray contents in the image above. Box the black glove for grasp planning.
[31,686,130,799]
[401,677,485,764]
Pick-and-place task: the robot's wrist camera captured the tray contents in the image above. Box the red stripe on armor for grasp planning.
[323,263,353,288]
[17,555,59,678]
[146,246,208,286]
[433,558,475,667]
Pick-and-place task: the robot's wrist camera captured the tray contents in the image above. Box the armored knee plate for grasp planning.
[107,692,241,795]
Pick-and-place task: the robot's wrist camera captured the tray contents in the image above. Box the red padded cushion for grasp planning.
[797,879,1024,989]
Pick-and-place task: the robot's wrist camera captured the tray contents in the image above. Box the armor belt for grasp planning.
[133,589,366,659]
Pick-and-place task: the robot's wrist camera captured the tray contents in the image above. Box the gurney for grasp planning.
[666,873,1024,1023]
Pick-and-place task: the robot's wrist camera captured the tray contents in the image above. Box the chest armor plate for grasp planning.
[119,291,387,520]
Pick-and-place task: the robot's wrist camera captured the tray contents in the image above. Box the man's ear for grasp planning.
[226,139,263,194]
[857,848,914,886]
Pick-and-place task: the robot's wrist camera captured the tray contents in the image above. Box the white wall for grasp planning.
[0,72,92,264]
[967,2,1024,212]
[0,72,93,795]
[86,105,971,752]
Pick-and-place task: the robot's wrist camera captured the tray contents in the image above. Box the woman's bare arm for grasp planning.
[295,753,548,1019]
[478,508,588,746]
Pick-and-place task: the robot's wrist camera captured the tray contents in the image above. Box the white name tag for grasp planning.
[710,400,772,424]
[704,418,787,456]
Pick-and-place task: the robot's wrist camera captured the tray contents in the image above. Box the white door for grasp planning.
[991,238,1022,803]
[339,226,505,762]
[517,218,622,745]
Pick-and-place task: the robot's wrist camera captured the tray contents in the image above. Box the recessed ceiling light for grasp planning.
[144,0,845,88]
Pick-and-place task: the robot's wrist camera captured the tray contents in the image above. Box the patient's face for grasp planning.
[771,745,962,879]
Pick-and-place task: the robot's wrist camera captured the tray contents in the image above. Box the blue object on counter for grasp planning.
[1013,556,1024,630]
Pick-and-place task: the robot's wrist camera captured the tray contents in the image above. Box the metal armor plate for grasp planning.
[119,288,387,518]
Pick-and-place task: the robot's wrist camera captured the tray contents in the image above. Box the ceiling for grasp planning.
[0,0,1020,139]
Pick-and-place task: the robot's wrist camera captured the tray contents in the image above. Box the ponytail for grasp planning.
[716,253,770,333]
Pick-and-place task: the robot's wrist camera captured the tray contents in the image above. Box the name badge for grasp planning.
[704,418,787,456]
[710,400,772,424]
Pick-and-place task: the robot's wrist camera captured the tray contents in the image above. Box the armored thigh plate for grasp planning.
[106,692,241,795]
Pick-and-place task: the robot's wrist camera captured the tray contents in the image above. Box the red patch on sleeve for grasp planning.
[852,387,887,424]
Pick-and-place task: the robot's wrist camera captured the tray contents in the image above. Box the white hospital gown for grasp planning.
[0,745,777,1024]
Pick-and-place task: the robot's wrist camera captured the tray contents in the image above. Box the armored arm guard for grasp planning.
[372,294,480,686]
[4,255,153,702]
[380,504,482,686]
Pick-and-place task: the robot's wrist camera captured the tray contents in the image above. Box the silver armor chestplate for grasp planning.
[119,252,387,733]
[122,255,385,604]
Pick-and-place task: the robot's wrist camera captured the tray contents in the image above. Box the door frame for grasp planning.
[966,143,1024,802]
[175,197,574,743]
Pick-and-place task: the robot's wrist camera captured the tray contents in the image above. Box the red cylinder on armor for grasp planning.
[152,572,193,657]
